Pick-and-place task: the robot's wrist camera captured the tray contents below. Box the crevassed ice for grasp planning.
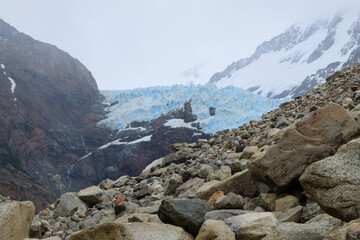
[99,84,287,134]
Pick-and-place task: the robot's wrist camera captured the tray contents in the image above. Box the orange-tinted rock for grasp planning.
[208,191,224,205]
[113,195,125,206]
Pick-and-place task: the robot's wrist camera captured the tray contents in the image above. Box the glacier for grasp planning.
[99,84,286,134]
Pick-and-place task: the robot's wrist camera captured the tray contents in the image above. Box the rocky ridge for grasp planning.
[4,66,360,239]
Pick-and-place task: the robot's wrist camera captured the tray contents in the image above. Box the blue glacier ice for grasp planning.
[99,84,287,134]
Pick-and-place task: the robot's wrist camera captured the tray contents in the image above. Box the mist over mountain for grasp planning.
[210,10,360,98]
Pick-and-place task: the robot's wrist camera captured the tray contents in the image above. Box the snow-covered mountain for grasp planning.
[99,84,284,134]
[210,10,360,98]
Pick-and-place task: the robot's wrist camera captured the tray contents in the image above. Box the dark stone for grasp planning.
[128,216,143,222]
[158,199,213,235]
[275,116,291,129]
[209,107,216,116]
[114,202,126,215]
[204,209,253,221]
[235,145,245,153]
[132,187,149,200]
[95,203,106,210]
[180,170,191,182]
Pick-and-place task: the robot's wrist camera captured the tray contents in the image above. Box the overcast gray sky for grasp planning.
[0,0,359,90]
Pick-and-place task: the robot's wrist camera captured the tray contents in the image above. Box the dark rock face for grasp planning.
[158,199,213,235]
[0,18,110,209]
[67,102,211,191]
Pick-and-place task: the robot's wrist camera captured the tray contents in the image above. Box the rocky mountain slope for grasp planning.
[9,65,359,239]
[0,18,111,209]
[210,10,360,99]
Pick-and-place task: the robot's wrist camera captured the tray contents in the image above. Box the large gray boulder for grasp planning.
[78,186,103,205]
[224,212,278,240]
[157,199,213,235]
[196,169,258,200]
[54,192,87,217]
[300,138,360,222]
[0,200,35,240]
[263,214,342,240]
[325,218,360,240]
[65,222,193,240]
[248,104,359,190]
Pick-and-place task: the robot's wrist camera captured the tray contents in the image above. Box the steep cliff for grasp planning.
[0,18,109,209]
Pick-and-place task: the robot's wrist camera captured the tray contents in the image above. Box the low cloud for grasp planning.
[179,64,203,79]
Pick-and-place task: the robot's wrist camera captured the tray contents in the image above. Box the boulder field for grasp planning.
[2,66,360,239]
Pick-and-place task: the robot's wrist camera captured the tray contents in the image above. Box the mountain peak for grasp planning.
[210,11,360,98]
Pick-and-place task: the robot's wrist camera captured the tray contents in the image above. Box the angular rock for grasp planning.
[78,186,103,205]
[300,202,323,223]
[196,169,258,200]
[208,191,224,205]
[29,217,42,238]
[196,180,220,196]
[259,193,277,211]
[158,199,213,235]
[325,218,360,240]
[240,146,260,159]
[115,213,162,224]
[300,138,360,221]
[248,104,359,190]
[275,116,291,129]
[278,206,303,223]
[114,202,127,215]
[225,212,278,240]
[79,209,116,230]
[196,219,235,240]
[99,179,114,190]
[204,209,252,221]
[135,201,161,214]
[113,175,131,188]
[216,166,232,181]
[164,174,183,195]
[264,214,342,240]
[163,148,194,166]
[54,193,87,217]
[214,192,245,209]
[65,222,193,240]
[175,177,204,197]
[0,200,35,240]
[275,195,300,212]
[198,164,214,179]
